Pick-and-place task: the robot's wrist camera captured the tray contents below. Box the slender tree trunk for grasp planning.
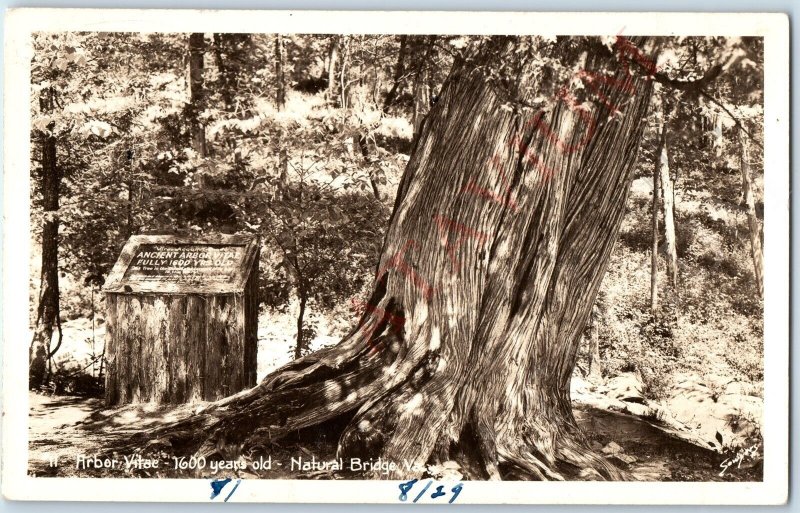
[659,133,678,288]
[275,34,289,186]
[739,125,763,297]
[412,37,436,140]
[213,34,235,113]
[650,131,661,312]
[327,36,339,102]
[713,115,724,157]
[274,34,286,109]
[118,39,654,481]
[188,33,207,157]
[383,35,408,112]
[355,133,382,201]
[30,91,61,389]
[124,149,135,239]
[294,290,308,360]
[339,37,351,109]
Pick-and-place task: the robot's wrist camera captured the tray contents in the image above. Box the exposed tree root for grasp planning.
[104,316,625,482]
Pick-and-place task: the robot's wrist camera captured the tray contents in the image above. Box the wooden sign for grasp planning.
[105,235,257,294]
[103,234,259,405]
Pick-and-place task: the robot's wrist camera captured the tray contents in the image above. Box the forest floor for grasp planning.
[29,295,762,482]
[27,390,761,481]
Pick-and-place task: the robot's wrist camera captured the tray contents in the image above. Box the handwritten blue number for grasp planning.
[224,479,242,502]
[413,480,432,502]
[209,478,232,500]
[449,483,463,504]
[398,479,418,502]
[430,485,446,499]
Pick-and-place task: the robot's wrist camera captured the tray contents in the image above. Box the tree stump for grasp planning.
[102,234,259,405]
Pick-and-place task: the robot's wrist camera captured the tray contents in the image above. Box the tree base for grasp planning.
[109,336,626,481]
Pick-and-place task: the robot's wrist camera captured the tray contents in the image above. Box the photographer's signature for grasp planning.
[719,444,760,476]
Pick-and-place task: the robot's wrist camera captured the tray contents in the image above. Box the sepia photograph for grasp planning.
[2,9,789,504]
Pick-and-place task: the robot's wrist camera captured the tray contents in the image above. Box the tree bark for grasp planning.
[274,34,286,109]
[30,89,62,389]
[327,36,339,103]
[659,132,678,288]
[739,126,763,298]
[294,289,308,360]
[651,130,661,312]
[188,33,207,157]
[117,39,654,481]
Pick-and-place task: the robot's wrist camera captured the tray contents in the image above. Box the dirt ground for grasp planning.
[28,391,761,482]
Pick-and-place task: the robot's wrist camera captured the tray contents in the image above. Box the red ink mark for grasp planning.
[517,97,597,156]
[355,31,658,347]
[433,214,490,270]
[376,239,435,300]
[461,154,520,210]
[614,35,658,77]
[575,70,633,113]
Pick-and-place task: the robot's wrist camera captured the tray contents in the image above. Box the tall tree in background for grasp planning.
[326,36,339,102]
[188,33,207,157]
[650,115,661,313]
[382,35,408,112]
[127,36,657,481]
[657,93,679,289]
[275,34,289,185]
[739,123,764,297]
[411,36,436,139]
[29,86,62,389]
[659,125,678,289]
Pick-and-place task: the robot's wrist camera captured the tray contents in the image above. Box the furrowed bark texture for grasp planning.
[129,42,653,481]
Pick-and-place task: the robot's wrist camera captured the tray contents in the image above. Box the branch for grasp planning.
[697,89,758,143]
[611,38,762,146]
[651,63,723,95]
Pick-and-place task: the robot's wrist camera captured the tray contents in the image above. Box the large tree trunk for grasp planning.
[188,33,207,157]
[213,34,236,113]
[120,39,654,481]
[30,93,61,389]
[739,125,763,297]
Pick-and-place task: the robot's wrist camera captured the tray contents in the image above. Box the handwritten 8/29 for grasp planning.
[398,479,463,504]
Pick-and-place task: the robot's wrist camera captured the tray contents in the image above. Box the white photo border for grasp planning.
[2,8,789,504]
